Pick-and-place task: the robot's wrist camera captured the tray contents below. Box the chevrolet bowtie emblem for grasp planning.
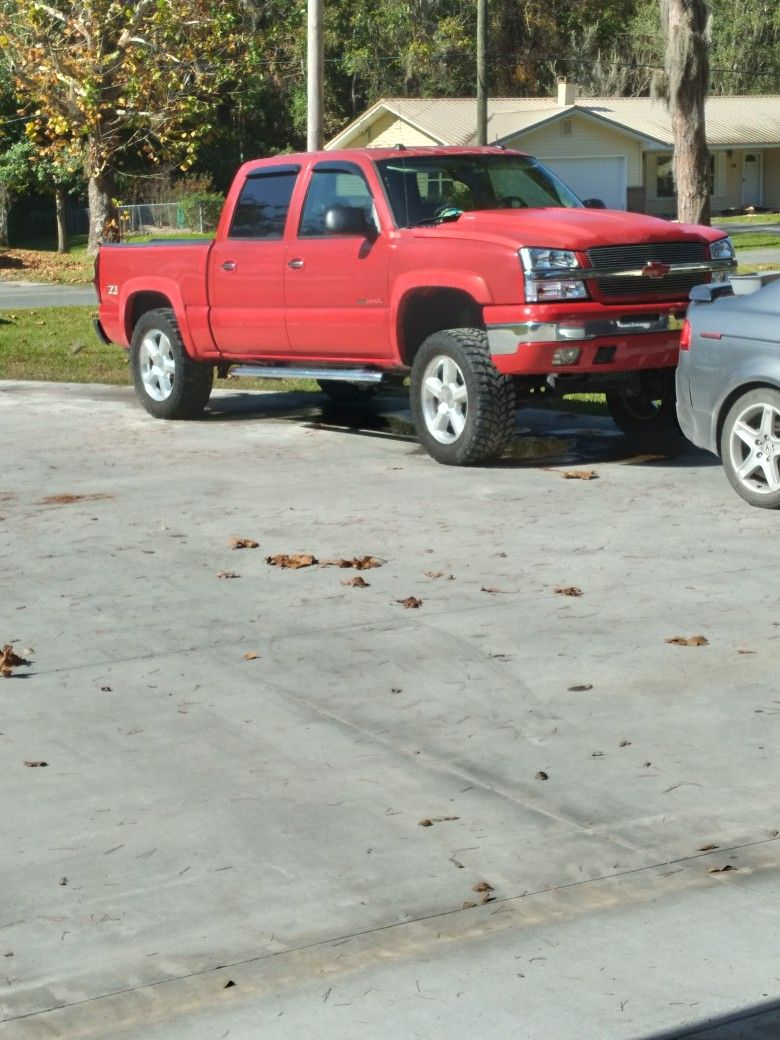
[642,261,671,278]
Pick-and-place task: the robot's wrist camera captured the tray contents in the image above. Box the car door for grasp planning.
[284,161,392,360]
[208,165,299,357]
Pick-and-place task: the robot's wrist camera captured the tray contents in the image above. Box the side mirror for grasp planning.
[324,205,376,238]
[583,198,607,209]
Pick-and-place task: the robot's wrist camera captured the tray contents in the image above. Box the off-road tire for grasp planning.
[410,328,516,465]
[130,308,213,420]
[606,368,681,441]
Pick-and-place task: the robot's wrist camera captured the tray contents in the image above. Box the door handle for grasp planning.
[288,258,305,270]
[221,261,237,271]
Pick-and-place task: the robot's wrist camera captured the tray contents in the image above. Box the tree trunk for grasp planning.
[87,168,118,255]
[0,184,10,248]
[662,0,711,226]
[55,186,70,254]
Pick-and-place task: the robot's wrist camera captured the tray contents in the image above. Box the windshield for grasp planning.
[374,153,583,228]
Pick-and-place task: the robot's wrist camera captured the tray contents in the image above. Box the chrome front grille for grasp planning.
[586,241,709,298]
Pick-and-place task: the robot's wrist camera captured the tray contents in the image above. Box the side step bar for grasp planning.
[229,365,386,383]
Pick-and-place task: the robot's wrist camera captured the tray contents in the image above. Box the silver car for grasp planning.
[676,272,780,508]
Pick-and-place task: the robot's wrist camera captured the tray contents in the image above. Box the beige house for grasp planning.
[326,82,780,217]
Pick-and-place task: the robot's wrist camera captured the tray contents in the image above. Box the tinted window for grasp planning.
[375,154,582,227]
[299,168,374,237]
[229,171,298,239]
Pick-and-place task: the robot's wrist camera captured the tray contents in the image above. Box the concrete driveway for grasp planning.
[1,382,779,1040]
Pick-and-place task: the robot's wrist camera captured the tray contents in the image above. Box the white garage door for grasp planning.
[541,157,627,210]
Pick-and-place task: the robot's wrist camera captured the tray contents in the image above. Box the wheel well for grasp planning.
[397,289,482,366]
[716,381,780,452]
[126,292,173,341]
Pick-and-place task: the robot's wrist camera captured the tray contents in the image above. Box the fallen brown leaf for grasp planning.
[341,575,370,588]
[481,586,506,594]
[242,652,260,660]
[229,537,259,549]
[698,844,720,852]
[737,649,756,655]
[561,470,598,480]
[24,760,48,768]
[417,816,460,827]
[619,740,632,748]
[481,893,495,904]
[321,556,382,570]
[38,493,112,505]
[1,644,28,676]
[266,553,318,569]
[568,683,593,692]
[708,864,736,874]
[535,770,549,780]
[398,596,422,609]
[425,570,445,579]
[217,571,240,579]
[472,881,494,893]
[665,635,708,646]
[462,901,477,909]
[555,586,583,597]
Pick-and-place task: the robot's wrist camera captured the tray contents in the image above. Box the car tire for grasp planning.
[606,368,681,441]
[410,328,516,465]
[130,308,213,420]
[720,387,780,509]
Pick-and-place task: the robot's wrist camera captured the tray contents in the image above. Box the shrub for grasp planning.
[177,191,224,232]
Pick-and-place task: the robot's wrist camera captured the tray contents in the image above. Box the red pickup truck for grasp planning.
[95,146,736,464]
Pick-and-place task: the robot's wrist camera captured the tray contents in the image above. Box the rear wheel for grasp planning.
[720,387,780,509]
[410,328,516,465]
[606,368,680,440]
[130,308,213,420]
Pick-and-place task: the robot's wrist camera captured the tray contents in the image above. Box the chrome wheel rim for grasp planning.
[728,401,780,496]
[139,331,176,402]
[421,354,468,444]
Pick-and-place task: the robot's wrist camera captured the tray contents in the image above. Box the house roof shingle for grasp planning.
[327,95,780,150]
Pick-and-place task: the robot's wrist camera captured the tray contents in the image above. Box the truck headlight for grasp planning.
[709,237,735,261]
[519,247,588,302]
[522,248,580,270]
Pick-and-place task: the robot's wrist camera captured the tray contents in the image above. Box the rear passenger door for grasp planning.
[208,165,298,357]
[284,161,391,360]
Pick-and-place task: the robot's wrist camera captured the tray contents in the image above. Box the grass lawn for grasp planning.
[716,212,780,226]
[731,232,780,250]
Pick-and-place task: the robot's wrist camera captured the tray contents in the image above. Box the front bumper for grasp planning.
[485,304,684,376]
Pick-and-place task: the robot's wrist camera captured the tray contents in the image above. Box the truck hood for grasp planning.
[412,207,724,251]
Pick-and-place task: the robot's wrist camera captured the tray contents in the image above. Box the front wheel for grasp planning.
[720,387,780,509]
[130,308,213,420]
[606,369,681,440]
[410,328,516,465]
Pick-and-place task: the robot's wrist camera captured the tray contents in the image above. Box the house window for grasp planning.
[656,154,716,198]
[561,119,572,137]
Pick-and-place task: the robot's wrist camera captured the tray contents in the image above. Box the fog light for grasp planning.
[552,347,581,366]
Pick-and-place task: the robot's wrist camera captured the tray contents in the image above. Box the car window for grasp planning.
[299,167,375,237]
[375,154,582,227]
[229,169,298,239]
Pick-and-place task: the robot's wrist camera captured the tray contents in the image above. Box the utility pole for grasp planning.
[307,0,324,151]
[476,0,487,145]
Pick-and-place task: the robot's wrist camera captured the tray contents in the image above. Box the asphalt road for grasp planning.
[0,281,96,309]
[1,382,779,1040]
